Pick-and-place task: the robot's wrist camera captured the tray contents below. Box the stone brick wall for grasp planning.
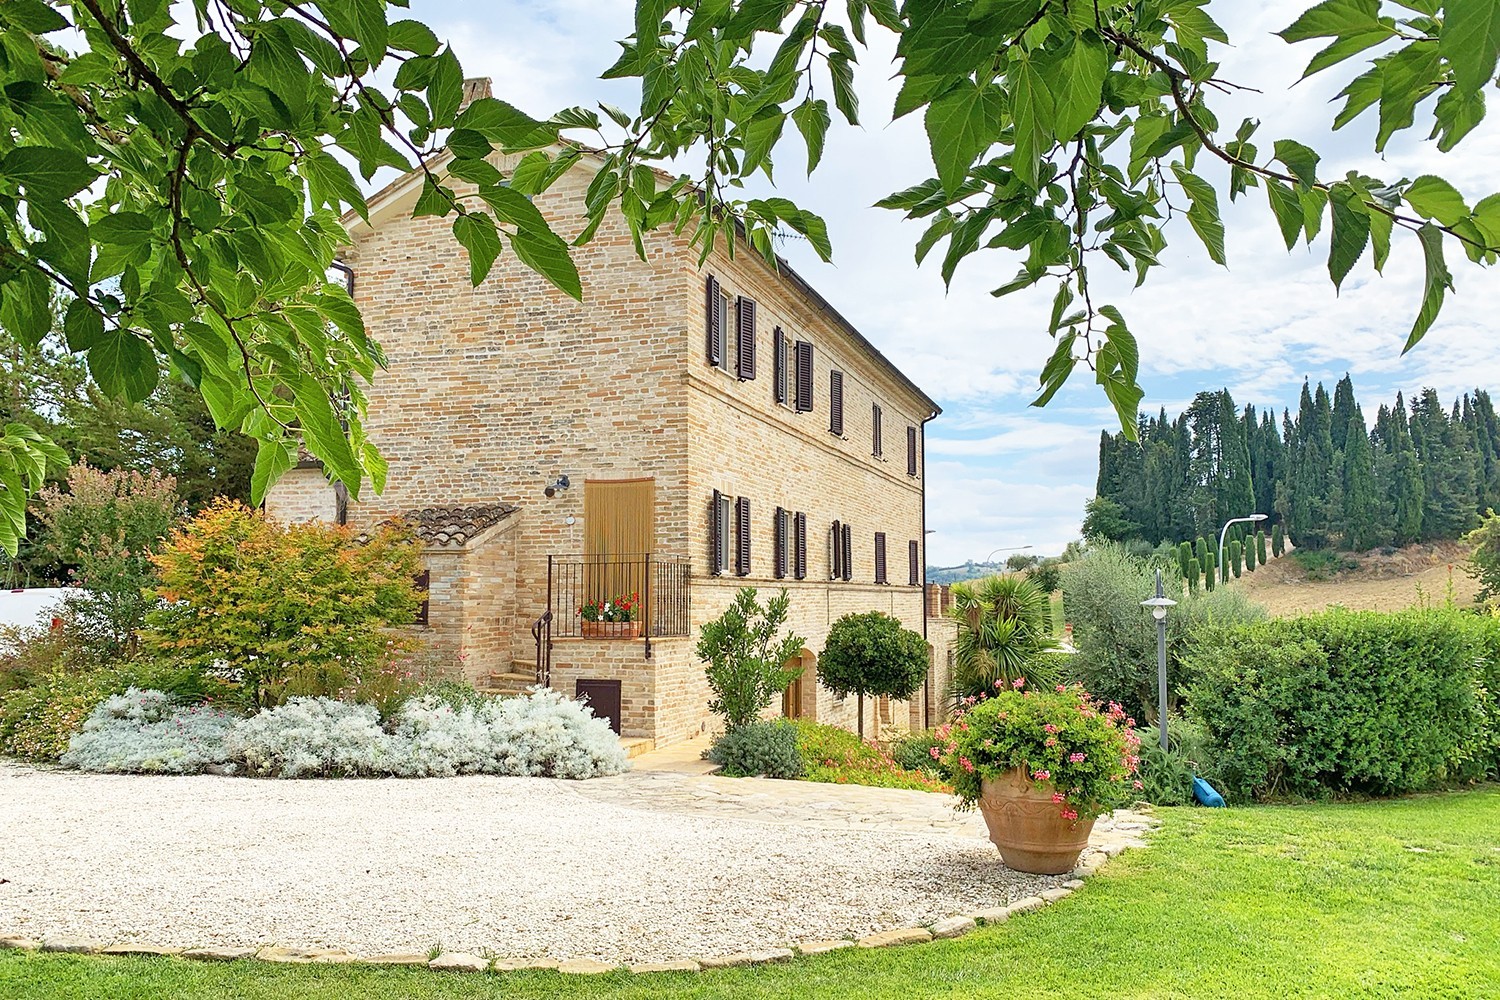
[265,145,936,747]
[264,467,338,524]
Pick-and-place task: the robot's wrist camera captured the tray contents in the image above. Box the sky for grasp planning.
[401,2,1500,566]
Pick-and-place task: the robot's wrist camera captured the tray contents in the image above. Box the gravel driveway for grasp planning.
[0,760,1081,963]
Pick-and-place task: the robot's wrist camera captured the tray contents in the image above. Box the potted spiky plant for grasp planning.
[947,574,1061,700]
[937,681,1140,874]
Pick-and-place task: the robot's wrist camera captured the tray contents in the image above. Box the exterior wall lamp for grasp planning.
[543,475,571,498]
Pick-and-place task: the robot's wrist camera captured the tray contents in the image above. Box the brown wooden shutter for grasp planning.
[874,532,887,584]
[794,340,814,412]
[794,512,807,580]
[841,523,853,581]
[413,569,431,625]
[710,489,723,575]
[773,506,787,579]
[909,539,920,586]
[907,426,918,476]
[736,297,757,380]
[735,496,751,576]
[705,276,721,366]
[872,403,883,457]
[830,519,842,579]
[773,328,787,404]
[829,370,844,435]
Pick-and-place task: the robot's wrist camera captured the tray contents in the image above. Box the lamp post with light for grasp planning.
[1140,569,1177,751]
[1217,513,1267,584]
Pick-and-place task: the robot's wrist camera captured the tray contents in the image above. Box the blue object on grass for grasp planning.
[1192,776,1226,808]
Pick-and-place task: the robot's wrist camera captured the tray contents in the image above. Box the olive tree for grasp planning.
[696,587,805,730]
[817,611,929,736]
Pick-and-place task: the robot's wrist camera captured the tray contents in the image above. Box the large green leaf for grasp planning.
[509,227,583,300]
[1327,183,1371,291]
[1039,32,1110,142]
[1440,0,1500,96]
[1172,164,1227,265]
[791,98,831,173]
[1008,51,1054,191]
[2,145,97,198]
[1403,224,1452,353]
[87,330,160,403]
[250,437,296,507]
[924,80,1006,194]
[1404,174,1469,226]
[453,212,502,285]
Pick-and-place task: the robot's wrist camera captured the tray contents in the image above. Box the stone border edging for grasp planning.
[0,811,1159,975]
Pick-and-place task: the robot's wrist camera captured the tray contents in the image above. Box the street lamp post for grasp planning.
[984,544,1033,568]
[1140,569,1177,751]
[1217,514,1268,583]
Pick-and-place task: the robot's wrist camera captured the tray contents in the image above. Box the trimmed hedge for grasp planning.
[1184,609,1500,801]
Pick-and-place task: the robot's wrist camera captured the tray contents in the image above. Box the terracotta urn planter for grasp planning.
[580,619,641,639]
[977,767,1095,874]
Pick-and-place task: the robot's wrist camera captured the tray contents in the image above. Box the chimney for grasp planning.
[459,77,492,112]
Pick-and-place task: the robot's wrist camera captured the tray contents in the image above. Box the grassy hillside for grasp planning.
[1235,541,1480,617]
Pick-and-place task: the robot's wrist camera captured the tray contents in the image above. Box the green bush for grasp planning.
[707,719,805,779]
[697,588,805,731]
[1290,548,1358,580]
[1061,544,1261,722]
[0,667,131,761]
[1132,716,1216,807]
[794,721,950,792]
[1229,539,1243,578]
[1184,609,1499,801]
[889,728,945,775]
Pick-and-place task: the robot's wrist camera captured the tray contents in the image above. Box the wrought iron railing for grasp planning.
[547,553,691,658]
[530,609,552,687]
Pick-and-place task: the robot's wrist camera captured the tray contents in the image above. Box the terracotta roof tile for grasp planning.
[392,504,518,548]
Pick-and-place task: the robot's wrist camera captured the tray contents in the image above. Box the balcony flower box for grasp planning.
[580,619,642,639]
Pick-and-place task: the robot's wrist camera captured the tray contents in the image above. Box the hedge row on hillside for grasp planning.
[1184,609,1500,801]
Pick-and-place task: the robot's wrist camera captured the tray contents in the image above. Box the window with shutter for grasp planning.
[709,489,725,575]
[773,328,788,405]
[794,340,814,412]
[773,506,787,579]
[872,403,883,457]
[413,569,431,625]
[874,532,887,584]
[830,519,842,579]
[909,540,920,586]
[841,523,853,581]
[794,512,807,580]
[735,496,751,576]
[736,297,757,380]
[907,425,918,476]
[705,276,721,367]
[829,370,844,436]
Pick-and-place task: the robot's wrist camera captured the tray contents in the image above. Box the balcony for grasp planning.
[543,553,691,662]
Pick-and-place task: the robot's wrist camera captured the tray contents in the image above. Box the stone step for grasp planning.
[478,671,537,697]
[619,737,656,759]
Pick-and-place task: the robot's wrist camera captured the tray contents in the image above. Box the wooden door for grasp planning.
[782,670,804,720]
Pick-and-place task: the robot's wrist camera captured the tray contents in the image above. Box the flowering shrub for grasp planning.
[581,592,640,623]
[794,721,951,793]
[707,719,805,779]
[0,668,129,761]
[145,500,422,710]
[936,681,1140,820]
[61,688,236,774]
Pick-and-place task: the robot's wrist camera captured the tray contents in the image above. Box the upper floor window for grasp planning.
[794,340,814,412]
[705,276,729,372]
[709,490,732,575]
[874,532,887,584]
[907,425,918,477]
[773,328,792,406]
[736,296,757,380]
[872,403,883,458]
[829,370,845,436]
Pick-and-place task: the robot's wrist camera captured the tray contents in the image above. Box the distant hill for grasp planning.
[926,562,1010,586]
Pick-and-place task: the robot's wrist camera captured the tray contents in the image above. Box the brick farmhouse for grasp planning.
[267,91,947,747]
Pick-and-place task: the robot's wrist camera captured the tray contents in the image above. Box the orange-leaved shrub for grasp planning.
[144,500,422,710]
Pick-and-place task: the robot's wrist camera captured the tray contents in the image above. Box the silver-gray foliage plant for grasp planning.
[64,687,631,780]
[61,688,237,774]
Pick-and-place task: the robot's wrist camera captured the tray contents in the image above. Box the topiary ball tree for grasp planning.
[817,611,929,738]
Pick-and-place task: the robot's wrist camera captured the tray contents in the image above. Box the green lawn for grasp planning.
[5,787,1499,999]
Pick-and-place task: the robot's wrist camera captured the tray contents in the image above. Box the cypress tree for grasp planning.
[1256,530,1268,566]
[1272,522,1284,557]
[1244,533,1257,572]
[1205,547,1216,591]
[1389,392,1425,545]
[1331,374,1357,453]
[1342,404,1379,550]
[1186,557,1200,592]
[1229,539,1243,578]
[1177,540,1194,579]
